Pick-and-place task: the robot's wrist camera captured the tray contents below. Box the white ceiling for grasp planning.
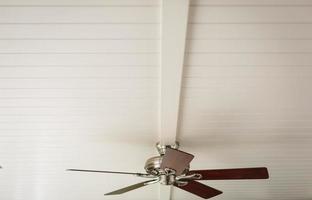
[0,0,312,200]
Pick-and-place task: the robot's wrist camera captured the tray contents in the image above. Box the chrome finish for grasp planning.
[175,180,188,187]
[144,156,162,175]
[176,173,202,181]
[159,174,176,185]
[143,142,198,186]
[136,173,158,178]
[156,141,179,155]
[164,168,176,175]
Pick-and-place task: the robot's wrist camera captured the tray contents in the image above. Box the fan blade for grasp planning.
[188,167,269,180]
[174,181,222,199]
[67,169,148,176]
[160,148,194,175]
[105,180,156,195]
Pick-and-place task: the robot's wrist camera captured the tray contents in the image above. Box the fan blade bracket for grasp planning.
[175,180,188,187]
[163,168,177,175]
[136,173,158,178]
[176,173,202,181]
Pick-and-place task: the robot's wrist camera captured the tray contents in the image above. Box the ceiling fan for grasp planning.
[67,142,269,199]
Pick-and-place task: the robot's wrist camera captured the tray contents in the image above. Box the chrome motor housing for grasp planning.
[143,142,193,185]
[144,156,162,175]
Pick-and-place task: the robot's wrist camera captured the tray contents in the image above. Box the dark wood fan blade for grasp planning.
[105,180,156,195]
[67,169,148,176]
[174,181,222,199]
[160,148,194,175]
[188,167,269,180]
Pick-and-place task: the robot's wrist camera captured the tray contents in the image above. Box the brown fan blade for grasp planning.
[188,167,269,180]
[174,181,222,199]
[66,169,148,176]
[160,148,194,175]
[105,179,157,195]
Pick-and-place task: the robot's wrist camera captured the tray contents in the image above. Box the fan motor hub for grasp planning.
[145,142,189,176]
[144,156,162,175]
[144,157,177,185]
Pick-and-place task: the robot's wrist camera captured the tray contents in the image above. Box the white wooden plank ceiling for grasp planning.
[0,0,312,200]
